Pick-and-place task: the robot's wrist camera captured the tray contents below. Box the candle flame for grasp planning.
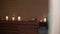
[44,18,46,22]
[18,16,21,21]
[6,16,8,21]
[12,17,15,21]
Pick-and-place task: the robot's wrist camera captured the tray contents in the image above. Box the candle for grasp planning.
[6,16,8,21]
[12,17,15,21]
[44,18,46,22]
[40,19,43,22]
[18,16,21,21]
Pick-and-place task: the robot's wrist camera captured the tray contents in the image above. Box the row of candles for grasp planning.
[40,18,46,22]
[1,16,46,22]
[5,16,21,21]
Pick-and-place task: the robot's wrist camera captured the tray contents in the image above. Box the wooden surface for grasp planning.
[0,21,39,34]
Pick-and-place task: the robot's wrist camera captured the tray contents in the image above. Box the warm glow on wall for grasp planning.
[6,16,8,21]
[12,17,15,21]
[44,18,46,22]
[18,16,21,21]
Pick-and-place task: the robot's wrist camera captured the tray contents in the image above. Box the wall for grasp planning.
[0,0,48,21]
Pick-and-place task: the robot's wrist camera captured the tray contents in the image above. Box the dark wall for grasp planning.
[0,0,48,21]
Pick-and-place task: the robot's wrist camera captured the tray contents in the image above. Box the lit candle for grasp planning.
[18,16,21,21]
[6,16,8,21]
[40,19,43,22]
[44,18,46,22]
[12,17,15,21]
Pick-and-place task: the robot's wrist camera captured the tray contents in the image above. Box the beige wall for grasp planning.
[0,0,48,21]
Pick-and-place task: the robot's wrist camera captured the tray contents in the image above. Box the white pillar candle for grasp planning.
[18,16,21,21]
[12,17,15,21]
[6,16,8,21]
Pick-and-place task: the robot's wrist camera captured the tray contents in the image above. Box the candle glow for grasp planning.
[6,16,8,21]
[18,16,21,21]
[44,18,46,22]
[40,19,42,22]
[12,17,15,21]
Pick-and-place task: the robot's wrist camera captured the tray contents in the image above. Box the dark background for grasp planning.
[0,0,48,21]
